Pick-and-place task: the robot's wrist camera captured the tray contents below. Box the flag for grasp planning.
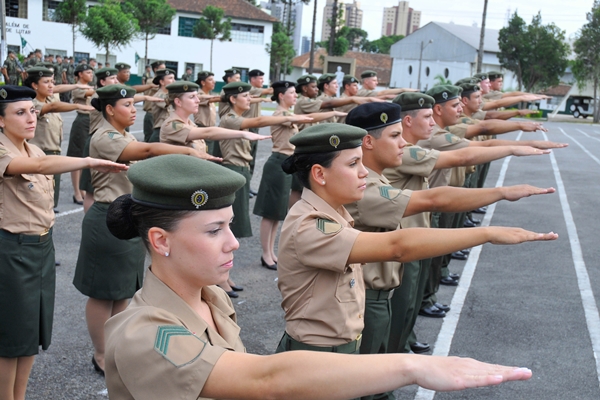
[135,52,140,66]
[20,35,27,50]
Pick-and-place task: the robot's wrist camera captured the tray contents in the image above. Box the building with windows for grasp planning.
[381,1,420,37]
[261,0,304,55]
[321,0,363,42]
[3,0,276,84]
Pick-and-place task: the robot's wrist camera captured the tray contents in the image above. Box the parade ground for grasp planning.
[24,109,600,399]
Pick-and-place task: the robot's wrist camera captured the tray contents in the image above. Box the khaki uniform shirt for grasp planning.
[316,93,337,123]
[270,108,297,156]
[447,122,477,177]
[219,112,252,168]
[242,87,263,119]
[89,93,103,135]
[143,87,158,112]
[483,90,503,100]
[416,124,469,188]
[278,189,363,346]
[472,110,487,120]
[345,168,412,290]
[72,88,91,114]
[384,144,441,229]
[293,95,322,131]
[218,90,231,119]
[194,91,217,127]
[160,111,206,153]
[357,88,376,97]
[105,270,244,400]
[0,134,54,234]
[29,97,63,153]
[335,93,357,124]
[151,90,170,129]
[90,120,135,203]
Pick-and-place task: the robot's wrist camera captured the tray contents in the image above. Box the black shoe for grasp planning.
[226,290,239,298]
[72,195,84,205]
[230,284,244,291]
[249,189,258,196]
[472,207,487,214]
[468,216,480,225]
[410,341,431,354]
[261,257,277,270]
[249,192,255,199]
[419,306,446,318]
[460,249,471,255]
[448,273,460,281]
[434,302,450,312]
[55,261,61,266]
[463,219,477,228]
[53,208,60,213]
[451,251,467,260]
[92,356,105,376]
[440,276,459,286]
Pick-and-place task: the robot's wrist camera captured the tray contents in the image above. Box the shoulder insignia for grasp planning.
[316,218,342,234]
[444,133,460,144]
[0,147,7,157]
[380,186,401,200]
[107,132,119,139]
[172,121,184,130]
[409,147,427,161]
[154,325,207,367]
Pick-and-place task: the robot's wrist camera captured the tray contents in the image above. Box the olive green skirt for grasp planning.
[67,113,90,157]
[223,164,252,238]
[148,127,161,143]
[143,112,154,142]
[78,133,94,194]
[253,152,292,221]
[0,232,55,357]
[73,202,145,300]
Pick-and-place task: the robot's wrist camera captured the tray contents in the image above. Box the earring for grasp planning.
[165,252,169,257]
[322,181,326,185]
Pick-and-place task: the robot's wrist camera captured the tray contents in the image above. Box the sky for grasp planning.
[300,0,596,43]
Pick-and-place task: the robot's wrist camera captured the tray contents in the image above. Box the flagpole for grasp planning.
[1,0,7,67]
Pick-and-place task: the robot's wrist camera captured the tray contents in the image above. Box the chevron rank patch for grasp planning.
[108,132,120,139]
[0,147,7,157]
[172,121,184,130]
[409,147,427,161]
[444,133,461,144]
[380,186,401,200]
[316,218,342,234]
[154,325,207,367]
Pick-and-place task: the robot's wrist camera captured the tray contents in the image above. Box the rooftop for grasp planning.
[168,0,277,23]
[428,21,500,53]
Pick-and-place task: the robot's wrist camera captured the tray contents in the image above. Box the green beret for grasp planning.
[74,63,93,73]
[223,81,251,96]
[95,67,119,79]
[290,123,366,154]
[343,75,358,85]
[457,82,480,95]
[150,60,165,69]
[346,102,402,131]
[0,85,36,103]
[487,70,504,80]
[426,85,462,104]
[115,62,131,71]
[96,84,136,100]
[128,155,246,211]
[393,92,435,111]
[473,72,489,81]
[35,62,55,71]
[26,67,53,78]
[361,70,377,79]
[296,74,317,87]
[196,71,214,82]
[318,73,336,85]
[167,81,199,94]
[153,68,175,85]
[454,77,480,86]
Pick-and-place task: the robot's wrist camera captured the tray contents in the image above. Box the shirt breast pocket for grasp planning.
[16,174,49,203]
[335,270,358,303]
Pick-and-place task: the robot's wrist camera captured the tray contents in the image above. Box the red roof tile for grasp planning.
[168,0,277,23]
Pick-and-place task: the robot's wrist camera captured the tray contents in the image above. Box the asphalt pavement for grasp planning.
[23,110,600,399]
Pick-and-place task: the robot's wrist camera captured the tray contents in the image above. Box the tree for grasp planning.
[433,74,452,86]
[363,35,404,54]
[572,1,600,122]
[339,27,368,51]
[80,0,139,63]
[193,6,231,72]
[122,0,176,64]
[266,22,295,80]
[498,12,569,92]
[54,0,87,55]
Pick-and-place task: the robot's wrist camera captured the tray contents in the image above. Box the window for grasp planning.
[233,67,249,82]
[425,66,430,77]
[178,17,198,37]
[444,68,449,78]
[230,23,264,45]
[185,63,203,79]
[74,52,89,64]
[408,65,412,75]
[165,60,179,78]
[8,44,20,55]
[157,23,171,35]
[43,0,61,21]
[6,0,27,18]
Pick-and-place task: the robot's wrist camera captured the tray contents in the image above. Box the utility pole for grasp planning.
[1,0,7,73]
[417,40,432,90]
[308,0,317,73]
[476,0,488,73]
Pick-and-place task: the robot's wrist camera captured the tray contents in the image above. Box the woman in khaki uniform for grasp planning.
[148,69,173,143]
[72,84,212,377]
[194,71,220,155]
[103,154,536,400]
[0,85,127,400]
[253,81,346,270]
[218,82,312,240]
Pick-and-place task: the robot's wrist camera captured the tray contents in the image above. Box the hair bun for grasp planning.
[281,155,297,174]
[90,97,102,112]
[106,194,140,240]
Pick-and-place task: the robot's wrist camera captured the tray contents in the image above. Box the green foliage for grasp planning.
[362,35,404,54]
[433,74,452,86]
[54,0,87,54]
[193,5,232,71]
[122,0,176,61]
[267,22,296,79]
[498,12,569,92]
[80,0,139,62]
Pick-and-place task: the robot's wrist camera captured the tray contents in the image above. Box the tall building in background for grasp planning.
[321,0,363,42]
[262,0,305,55]
[381,1,421,37]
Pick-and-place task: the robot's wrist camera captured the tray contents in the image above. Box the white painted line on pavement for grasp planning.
[559,128,600,166]
[414,134,522,400]
[576,128,600,144]
[55,207,84,218]
[543,132,600,391]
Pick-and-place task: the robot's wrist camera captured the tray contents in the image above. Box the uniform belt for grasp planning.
[45,150,61,155]
[282,332,362,353]
[0,227,52,243]
[365,288,395,301]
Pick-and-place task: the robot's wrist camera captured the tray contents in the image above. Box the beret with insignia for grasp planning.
[195,70,214,84]
[224,68,239,75]
[473,72,489,81]
[167,81,199,94]
[26,66,54,78]
[153,68,175,85]
[127,154,246,210]
[150,60,165,69]
[487,70,504,81]
[426,85,462,104]
[317,73,336,85]
[343,75,358,85]
[454,77,480,86]
[457,82,480,96]
[115,62,131,71]
[96,84,136,100]
[393,92,435,111]
[223,81,251,96]
[0,85,36,103]
[361,70,377,79]
[272,80,295,90]
[35,62,55,71]
[248,69,265,77]
[289,123,366,154]
[74,63,93,73]
[296,74,317,87]
[95,67,119,81]
[346,102,402,131]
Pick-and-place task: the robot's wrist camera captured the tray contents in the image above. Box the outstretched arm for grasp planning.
[188,126,271,142]
[435,145,549,170]
[240,114,313,130]
[464,120,546,139]
[473,139,568,150]
[6,155,128,176]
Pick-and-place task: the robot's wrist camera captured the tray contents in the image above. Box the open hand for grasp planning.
[502,184,556,201]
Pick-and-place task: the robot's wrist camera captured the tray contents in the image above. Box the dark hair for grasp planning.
[0,103,8,117]
[91,97,120,119]
[220,92,237,105]
[165,92,187,108]
[272,85,294,103]
[23,73,47,88]
[107,195,195,251]
[281,151,340,189]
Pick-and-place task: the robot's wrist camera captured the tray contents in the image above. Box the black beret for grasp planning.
[74,63,93,73]
[248,69,264,77]
[128,155,246,211]
[426,85,462,104]
[196,71,214,81]
[0,85,36,103]
[346,102,402,131]
[271,80,295,90]
[224,68,239,75]
[290,123,366,154]
[393,92,435,111]
[151,60,165,69]
[487,70,504,80]
[153,69,175,85]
